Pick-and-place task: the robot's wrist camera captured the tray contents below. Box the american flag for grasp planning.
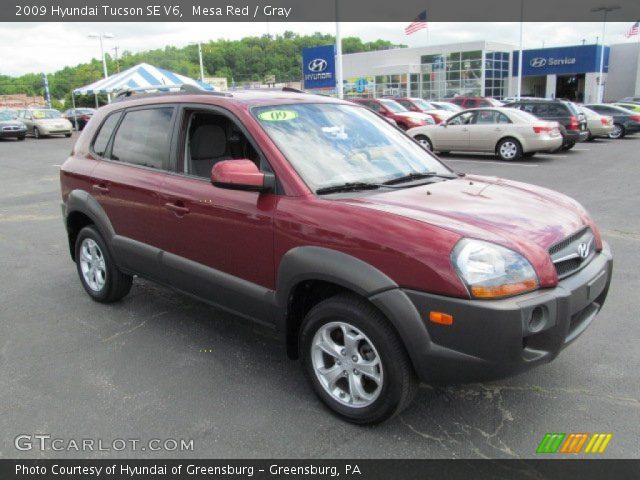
[625,20,639,38]
[405,10,427,35]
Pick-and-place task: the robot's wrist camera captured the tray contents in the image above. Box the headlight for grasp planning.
[451,239,538,299]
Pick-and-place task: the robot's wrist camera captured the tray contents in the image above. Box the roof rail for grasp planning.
[112,84,232,102]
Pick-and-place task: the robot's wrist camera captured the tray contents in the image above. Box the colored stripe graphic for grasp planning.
[560,433,589,453]
[538,433,612,454]
[537,433,566,453]
[585,433,613,453]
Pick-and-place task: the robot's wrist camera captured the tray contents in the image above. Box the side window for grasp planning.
[448,112,475,125]
[475,110,499,124]
[110,107,174,169]
[547,104,567,116]
[92,112,122,157]
[368,102,382,113]
[532,104,548,116]
[498,113,511,124]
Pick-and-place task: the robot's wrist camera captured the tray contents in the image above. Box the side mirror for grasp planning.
[440,122,448,127]
[211,159,274,192]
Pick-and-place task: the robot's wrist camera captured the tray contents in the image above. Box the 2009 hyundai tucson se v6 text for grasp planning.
[60,88,613,424]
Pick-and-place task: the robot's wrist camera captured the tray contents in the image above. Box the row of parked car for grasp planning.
[0,107,96,140]
[350,96,640,161]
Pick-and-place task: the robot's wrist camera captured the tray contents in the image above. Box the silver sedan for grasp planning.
[407,107,563,161]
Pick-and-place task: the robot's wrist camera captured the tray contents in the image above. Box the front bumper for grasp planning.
[393,242,613,383]
[0,129,26,138]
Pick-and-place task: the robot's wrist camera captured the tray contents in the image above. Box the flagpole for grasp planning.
[517,0,523,100]
[335,0,343,99]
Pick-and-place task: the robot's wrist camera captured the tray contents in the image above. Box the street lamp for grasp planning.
[190,41,205,82]
[591,5,620,103]
[88,32,115,79]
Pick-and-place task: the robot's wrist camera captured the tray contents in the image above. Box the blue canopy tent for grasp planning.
[71,63,215,120]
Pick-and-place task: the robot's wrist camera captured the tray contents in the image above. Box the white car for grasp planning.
[15,109,73,139]
[407,107,562,161]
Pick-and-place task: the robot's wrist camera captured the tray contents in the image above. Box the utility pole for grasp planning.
[112,46,120,73]
[591,5,620,103]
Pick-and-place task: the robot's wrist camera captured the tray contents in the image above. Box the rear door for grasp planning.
[90,105,178,279]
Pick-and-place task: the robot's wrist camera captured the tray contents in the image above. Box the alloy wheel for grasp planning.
[609,125,622,139]
[311,321,384,408]
[79,238,106,292]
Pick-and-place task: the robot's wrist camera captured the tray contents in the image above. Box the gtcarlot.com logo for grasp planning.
[537,432,612,454]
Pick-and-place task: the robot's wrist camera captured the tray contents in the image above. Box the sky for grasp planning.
[0,22,639,76]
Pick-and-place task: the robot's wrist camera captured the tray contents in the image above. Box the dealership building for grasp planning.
[337,40,640,102]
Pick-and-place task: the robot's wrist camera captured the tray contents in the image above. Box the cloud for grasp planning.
[0,22,637,76]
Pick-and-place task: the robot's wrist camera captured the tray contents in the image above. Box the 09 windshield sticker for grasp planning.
[257,109,298,121]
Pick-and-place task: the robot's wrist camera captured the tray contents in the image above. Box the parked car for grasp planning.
[0,109,27,140]
[619,96,640,103]
[390,97,452,124]
[351,98,434,130]
[61,89,612,424]
[579,106,614,140]
[613,102,640,114]
[584,104,640,139]
[503,99,588,150]
[430,101,463,113]
[449,96,504,109]
[63,108,96,130]
[407,107,562,160]
[16,108,72,139]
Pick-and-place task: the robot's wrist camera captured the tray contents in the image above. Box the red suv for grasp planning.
[449,96,504,109]
[351,98,434,129]
[60,88,612,424]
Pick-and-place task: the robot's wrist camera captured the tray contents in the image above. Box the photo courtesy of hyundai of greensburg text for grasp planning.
[1,0,639,479]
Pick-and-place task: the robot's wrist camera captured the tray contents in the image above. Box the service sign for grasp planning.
[513,45,610,77]
[302,45,336,89]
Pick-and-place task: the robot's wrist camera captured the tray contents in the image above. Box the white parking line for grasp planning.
[51,164,61,167]
[443,159,539,167]
[572,148,590,151]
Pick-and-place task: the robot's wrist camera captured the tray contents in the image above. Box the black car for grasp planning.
[0,110,27,140]
[62,108,96,130]
[503,99,589,150]
[584,104,640,139]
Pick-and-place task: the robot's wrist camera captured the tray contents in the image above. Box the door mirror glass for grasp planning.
[211,159,274,192]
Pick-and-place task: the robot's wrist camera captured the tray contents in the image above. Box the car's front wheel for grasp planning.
[33,127,40,139]
[300,294,417,424]
[497,138,522,161]
[414,134,433,151]
[609,124,625,139]
[75,225,132,303]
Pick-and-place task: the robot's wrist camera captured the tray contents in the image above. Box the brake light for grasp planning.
[568,116,579,131]
[533,123,553,134]
[600,116,609,125]
[630,114,640,123]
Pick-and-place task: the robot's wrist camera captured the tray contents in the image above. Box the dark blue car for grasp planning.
[584,104,640,139]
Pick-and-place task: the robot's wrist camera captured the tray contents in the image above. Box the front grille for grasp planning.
[2,126,20,131]
[549,227,596,279]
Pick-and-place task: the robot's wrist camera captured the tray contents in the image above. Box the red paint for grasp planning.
[211,159,265,188]
[61,91,603,299]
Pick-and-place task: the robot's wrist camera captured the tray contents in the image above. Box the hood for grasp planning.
[0,120,25,128]
[36,117,69,124]
[341,175,592,255]
[396,111,431,120]
[425,109,452,118]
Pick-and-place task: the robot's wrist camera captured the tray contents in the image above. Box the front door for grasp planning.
[435,111,474,151]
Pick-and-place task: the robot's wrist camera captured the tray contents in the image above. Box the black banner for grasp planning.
[6,0,640,22]
[1,459,640,480]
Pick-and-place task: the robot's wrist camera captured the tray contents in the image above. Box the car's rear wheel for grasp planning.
[33,127,40,139]
[414,134,433,151]
[65,133,72,138]
[497,138,522,161]
[75,226,132,303]
[561,142,576,151]
[300,294,418,424]
[609,124,625,139]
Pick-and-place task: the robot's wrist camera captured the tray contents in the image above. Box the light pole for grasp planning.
[591,5,620,103]
[516,0,524,100]
[190,41,205,82]
[88,32,114,104]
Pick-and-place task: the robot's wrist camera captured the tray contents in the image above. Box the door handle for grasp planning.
[164,202,190,216]
[92,184,110,194]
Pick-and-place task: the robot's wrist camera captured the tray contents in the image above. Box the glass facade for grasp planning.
[374,74,408,98]
[484,51,510,99]
[420,50,483,99]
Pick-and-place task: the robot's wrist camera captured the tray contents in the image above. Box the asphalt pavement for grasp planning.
[0,133,638,459]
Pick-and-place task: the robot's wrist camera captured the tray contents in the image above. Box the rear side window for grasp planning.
[110,107,174,169]
[93,112,122,157]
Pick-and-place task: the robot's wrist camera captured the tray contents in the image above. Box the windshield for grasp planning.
[32,110,62,119]
[0,111,14,121]
[565,102,581,116]
[379,99,407,113]
[253,103,451,192]
[580,107,600,118]
[434,102,461,112]
[412,99,436,110]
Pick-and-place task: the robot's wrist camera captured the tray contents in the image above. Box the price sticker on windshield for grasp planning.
[257,109,298,121]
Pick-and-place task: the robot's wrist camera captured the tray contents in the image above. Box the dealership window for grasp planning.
[420,50,484,99]
[374,74,407,97]
[484,51,510,99]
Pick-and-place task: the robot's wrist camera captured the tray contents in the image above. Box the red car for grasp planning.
[390,97,452,124]
[449,96,504,109]
[60,88,612,424]
[351,98,434,129]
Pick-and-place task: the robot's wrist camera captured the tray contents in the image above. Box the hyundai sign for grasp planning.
[302,45,336,89]
[513,45,609,77]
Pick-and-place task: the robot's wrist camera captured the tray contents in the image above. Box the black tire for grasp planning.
[496,137,522,161]
[33,127,40,139]
[17,135,25,141]
[414,134,433,151]
[300,293,418,424]
[587,130,594,141]
[438,151,451,156]
[561,142,576,151]
[609,124,625,139]
[65,133,72,138]
[75,225,132,303]
[523,152,535,158]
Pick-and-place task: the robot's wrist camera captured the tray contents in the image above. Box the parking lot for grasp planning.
[0,133,638,459]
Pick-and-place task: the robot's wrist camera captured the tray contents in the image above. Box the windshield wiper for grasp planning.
[316,182,381,195]
[383,171,457,185]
